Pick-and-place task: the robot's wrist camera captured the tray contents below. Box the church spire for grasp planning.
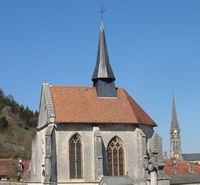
[92,21,117,97]
[92,21,115,81]
[170,96,182,159]
[171,96,180,131]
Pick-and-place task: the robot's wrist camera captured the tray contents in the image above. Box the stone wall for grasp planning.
[56,123,148,185]
[0,181,28,185]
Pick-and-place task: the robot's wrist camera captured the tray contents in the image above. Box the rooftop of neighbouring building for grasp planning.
[170,174,200,185]
[182,153,200,161]
[164,159,200,175]
[0,159,29,177]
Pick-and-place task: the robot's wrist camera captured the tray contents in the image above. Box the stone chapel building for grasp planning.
[30,21,170,185]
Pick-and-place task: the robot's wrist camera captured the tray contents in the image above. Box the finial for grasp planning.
[100,2,106,21]
[42,80,48,85]
[172,89,175,96]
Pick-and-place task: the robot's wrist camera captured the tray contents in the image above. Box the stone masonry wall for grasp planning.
[0,181,28,185]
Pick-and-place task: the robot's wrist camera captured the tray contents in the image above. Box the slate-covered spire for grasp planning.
[170,96,180,131]
[92,21,115,81]
[92,21,117,97]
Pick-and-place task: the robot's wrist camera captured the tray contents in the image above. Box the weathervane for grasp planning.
[100,2,106,21]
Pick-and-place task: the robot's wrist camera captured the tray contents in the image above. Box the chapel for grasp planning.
[30,21,169,185]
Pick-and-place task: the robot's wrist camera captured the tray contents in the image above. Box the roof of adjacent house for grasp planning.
[182,153,200,161]
[49,86,156,126]
[0,159,13,176]
[0,159,29,176]
[170,174,200,185]
[164,159,200,175]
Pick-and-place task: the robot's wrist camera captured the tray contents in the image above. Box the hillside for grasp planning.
[0,88,38,159]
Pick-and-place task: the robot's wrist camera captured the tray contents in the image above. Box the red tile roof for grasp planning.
[164,159,200,175]
[194,165,200,173]
[0,159,29,176]
[50,87,156,126]
[0,159,17,176]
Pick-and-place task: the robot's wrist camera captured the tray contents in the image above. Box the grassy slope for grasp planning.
[0,106,37,159]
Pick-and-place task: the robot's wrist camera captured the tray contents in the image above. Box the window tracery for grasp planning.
[69,134,82,179]
[107,137,124,176]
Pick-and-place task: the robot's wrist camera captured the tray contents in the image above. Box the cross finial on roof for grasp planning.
[100,3,106,21]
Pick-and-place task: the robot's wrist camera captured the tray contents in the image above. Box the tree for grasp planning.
[8,94,14,102]
[7,161,18,181]
[0,116,8,128]
[0,88,5,99]
[34,110,39,117]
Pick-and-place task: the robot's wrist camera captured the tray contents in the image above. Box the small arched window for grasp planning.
[107,137,125,176]
[69,134,82,179]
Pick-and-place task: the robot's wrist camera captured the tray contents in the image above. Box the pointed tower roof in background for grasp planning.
[92,21,115,81]
[171,96,180,131]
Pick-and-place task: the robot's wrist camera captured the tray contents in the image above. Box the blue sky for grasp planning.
[0,0,200,154]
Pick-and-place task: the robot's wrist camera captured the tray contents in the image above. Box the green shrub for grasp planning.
[0,116,8,128]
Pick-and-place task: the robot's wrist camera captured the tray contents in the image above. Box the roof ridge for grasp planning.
[50,86,97,89]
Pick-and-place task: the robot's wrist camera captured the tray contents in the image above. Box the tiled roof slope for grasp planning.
[0,159,29,176]
[50,86,156,126]
[164,159,200,175]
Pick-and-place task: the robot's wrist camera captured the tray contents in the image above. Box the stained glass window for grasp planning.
[107,137,124,176]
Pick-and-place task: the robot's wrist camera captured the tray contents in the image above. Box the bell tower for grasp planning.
[170,97,182,159]
[92,21,117,97]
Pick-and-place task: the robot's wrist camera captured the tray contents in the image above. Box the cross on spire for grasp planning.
[100,4,106,21]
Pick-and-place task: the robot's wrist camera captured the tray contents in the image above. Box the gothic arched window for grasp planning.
[69,134,82,179]
[107,137,125,176]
